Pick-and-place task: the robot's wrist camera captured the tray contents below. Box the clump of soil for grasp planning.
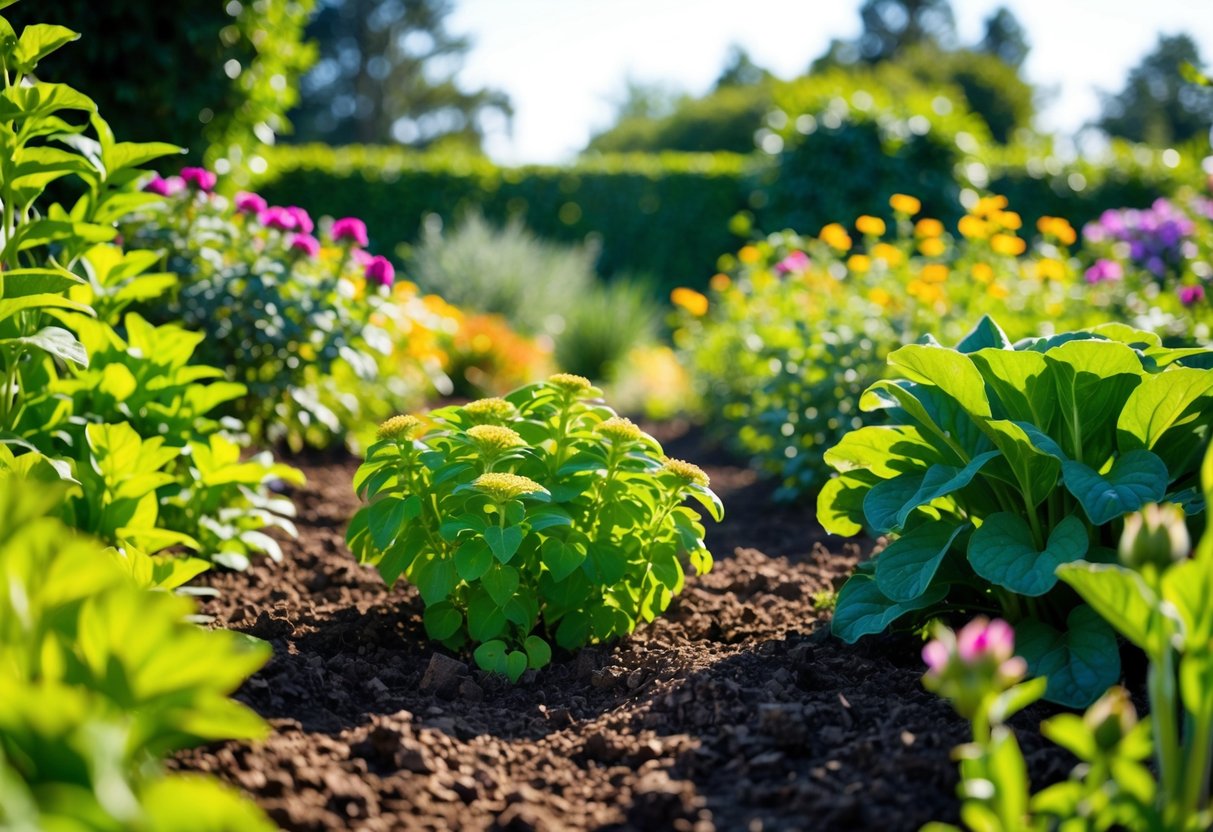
[175,427,1074,831]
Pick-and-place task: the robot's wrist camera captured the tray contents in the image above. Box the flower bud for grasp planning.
[1084,686,1137,753]
[1119,503,1190,572]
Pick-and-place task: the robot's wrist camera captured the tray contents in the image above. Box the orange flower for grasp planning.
[995,210,1022,231]
[868,287,893,307]
[921,263,948,284]
[847,254,872,273]
[709,272,731,292]
[958,215,988,240]
[671,287,709,316]
[972,263,995,284]
[990,233,1026,256]
[973,195,1008,217]
[738,245,761,264]
[819,222,852,251]
[1036,216,1077,246]
[987,283,1010,299]
[871,243,904,266]
[890,194,921,216]
[918,237,946,257]
[915,218,944,238]
[856,215,886,236]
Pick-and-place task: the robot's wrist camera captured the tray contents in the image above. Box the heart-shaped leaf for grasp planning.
[541,537,584,581]
[473,639,509,675]
[1016,605,1120,707]
[831,573,948,643]
[875,522,968,602]
[482,563,520,608]
[893,450,1000,529]
[454,538,493,581]
[1062,449,1168,525]
[968,513,1089,597]
[863,472,924,533]
[411,554,456,604]
[484,525,523,563]
[422,602,463,641]
[505,650,528,682]
[466,590,507,642]
[524,635,552,669]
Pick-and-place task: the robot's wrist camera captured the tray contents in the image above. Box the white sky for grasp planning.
[445,0,1213,165]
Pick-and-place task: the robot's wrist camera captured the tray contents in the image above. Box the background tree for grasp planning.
[852,0,958,64]
[714,45,773,90]
[979,6,1029,70]
[290,0,511,149]
[1097,33,1213,146]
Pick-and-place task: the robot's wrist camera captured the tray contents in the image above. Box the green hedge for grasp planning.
[254,147,753,293]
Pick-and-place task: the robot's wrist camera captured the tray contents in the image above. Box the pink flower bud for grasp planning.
[180,167,217,192]
[258,206,297,232]
[1179,284,1206,307]
[144,174,185,196]
[331,217,369,247]
[365,255,395,287]
[775,250,810,274]
[286,206,314,235]
[290,233,321,259]
[235,191,268,214]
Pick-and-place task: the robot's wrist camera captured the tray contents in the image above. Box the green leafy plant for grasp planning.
[0,480,274,830]
[348,375,722,681]
[819,316,1213,706]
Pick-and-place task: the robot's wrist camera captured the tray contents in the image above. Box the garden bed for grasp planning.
[174,425,1073,831]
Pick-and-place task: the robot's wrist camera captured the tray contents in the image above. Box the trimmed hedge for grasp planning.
[254,147,753,293]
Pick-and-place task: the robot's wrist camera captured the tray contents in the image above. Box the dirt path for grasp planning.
[175,427,1072,831]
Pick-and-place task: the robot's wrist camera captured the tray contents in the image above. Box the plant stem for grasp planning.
[1148,603,1182,826]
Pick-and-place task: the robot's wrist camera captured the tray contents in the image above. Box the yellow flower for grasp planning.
[738,245,761,264]
[995,211,1022,231]
[973,195,1008,217]
[473,472,548,501]
[671,287,709,317]
[990,233,1026,256]
[709,272,731,292]
[921,264,948,284]
[987,283,1010,299]
[918,237,946,257]
[846,254,871,273]
[972,262,995,284]
[871,243,904,266]
[464,397,517,423]
[868,287,893,307]
[466,424,525,453]
[890,193,921,216]
[1035,258,1065,282]
[548,373,593,394]
[1036,216,1077,246]
[661,457,710,488]
[907,279,945,305]
[597,416,643,443]
[915,218,944,238]
[819,222,852,251]
[377,414,422,441]
[856,215,886,236]
[958,215,988,240]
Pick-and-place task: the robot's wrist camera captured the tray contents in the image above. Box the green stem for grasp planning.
[1147,604,1182,826]
[1180,681,1213,819]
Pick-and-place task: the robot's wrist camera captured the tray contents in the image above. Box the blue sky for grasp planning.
[445,0,1213,164]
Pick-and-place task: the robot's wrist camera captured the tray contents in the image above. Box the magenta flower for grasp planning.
[365,255,395,287]
[351,248,373,267]
[234,191,268,215]
[286,206,314,235]
[180,167,217,192]
[956,617,1016,664]
[258,206,297,232]
[144,174,184,196]
[290,233,321,259]
[775,250,810,275]
[1084,259,1123,284]
[331,217,369,247]
[922,616,1025,687]
[1179,284,1206,306]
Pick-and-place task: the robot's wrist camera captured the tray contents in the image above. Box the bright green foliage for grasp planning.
[819,316,1213,706]
[348,377,721,681]
[0,483,274,831]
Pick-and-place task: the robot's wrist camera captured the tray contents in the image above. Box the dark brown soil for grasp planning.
[175,425,1073,831]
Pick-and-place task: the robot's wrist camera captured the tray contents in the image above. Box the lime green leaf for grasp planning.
[1045,340,1145,466]
[970,348,1054,426]
[1162,556,1213,650]
[816,472,871,536]
[0,292,92,324]
[16,326,86,366]
[1056,562,1161,651]
[1017,605,1120,707]
[874,522,967,602]
[968,513,1088,597]
[980,420,1061,508]
[887,343,992,419]
[1117,367,1213,474]
[13,24,78,71]
[824,424,948,479]
[831,572,947,643]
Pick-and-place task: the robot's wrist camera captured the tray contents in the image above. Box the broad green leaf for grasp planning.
[101,140,183,177]
[13,24,78,71]
[16,326,86,366]
[1017,605,1120,707]
[956,315,1012,353]
[1045,339,1144,467]
[422,602,463,641]
[989,676,1048,724]
[863,472,924,533]
[1040,714,1098,760]
[687,483,723,522]
[541,537,584,581]
[369,495,413,550]
[0,82,95,123]
[0,292,92,324]
[524,635,552,669]
[482,563,520,608]
[861,379,987,462]
[484,525,523,563]
[816,471,873,536]
[970,348,1054,427]
[831,572,947,643]
[1180,654,1213,727]
[411,555,456,604]
[1117,367,1213,474]
[0,266,84,297]
[466,590,507,642]
[1056,561,1163,652]
[1087,322,1161,348]
[473,639,509,675]
[980,420,1060,509]
[454,538,492,581]
[874,522,968,602]
[968,513,1088,597]
[823,424,948,479]
[1062,449,1168,525]
[887,343,992,419]
[556,610,591,650]
[1163,557,1213,650]
[893,450,1000,529]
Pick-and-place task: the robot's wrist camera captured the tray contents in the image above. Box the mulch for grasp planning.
[173,423,1075,831]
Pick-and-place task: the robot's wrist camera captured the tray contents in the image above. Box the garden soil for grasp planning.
[175,424,1075,831]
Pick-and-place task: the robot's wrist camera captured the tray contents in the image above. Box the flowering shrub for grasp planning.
[818,317,1213,706]
[348,375,721,680]
[674,192,1099,499]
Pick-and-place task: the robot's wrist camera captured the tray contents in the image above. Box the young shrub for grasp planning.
[348,375,722,681]
[819,315,1213,706]
[553,275,660,382]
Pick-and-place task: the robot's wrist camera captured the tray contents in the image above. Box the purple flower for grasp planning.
[286,206,314,235]
[258,206,297,232]
[775,250,810,274]
[1179,285,1206,306]
[234,191,268,215]
[365,255,395,287]
[290,233,321,259]
[180,167,217,192]
[1085,259,1123,284]
[144,174,184,196]
[331,217,369,247]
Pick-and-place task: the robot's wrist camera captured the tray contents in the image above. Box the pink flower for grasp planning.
[1084,259,1123,284]
[956,618,1015,664]
[180,167,217,192]
[365,255,395,287]
[290,233,321,258]
[258,206,297,232]
[922,617,1027,720]
[351,248,373,267]
[144,174,184,196]
[286,206,314,235]
[234,191,268,214]
[775,250,810,274]
[331,217,369,247]
[1179,284,1206,306]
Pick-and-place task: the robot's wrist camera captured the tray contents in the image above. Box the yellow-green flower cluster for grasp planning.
[472,472,547,501]
[596,416,643,443]
[547,373,593,394]
[377,414,422,441]
[466,424,525,453]
[661,457,710,488]
[464,397,516,423]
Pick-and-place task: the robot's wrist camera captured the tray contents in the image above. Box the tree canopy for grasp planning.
[1097,33,1213,147]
